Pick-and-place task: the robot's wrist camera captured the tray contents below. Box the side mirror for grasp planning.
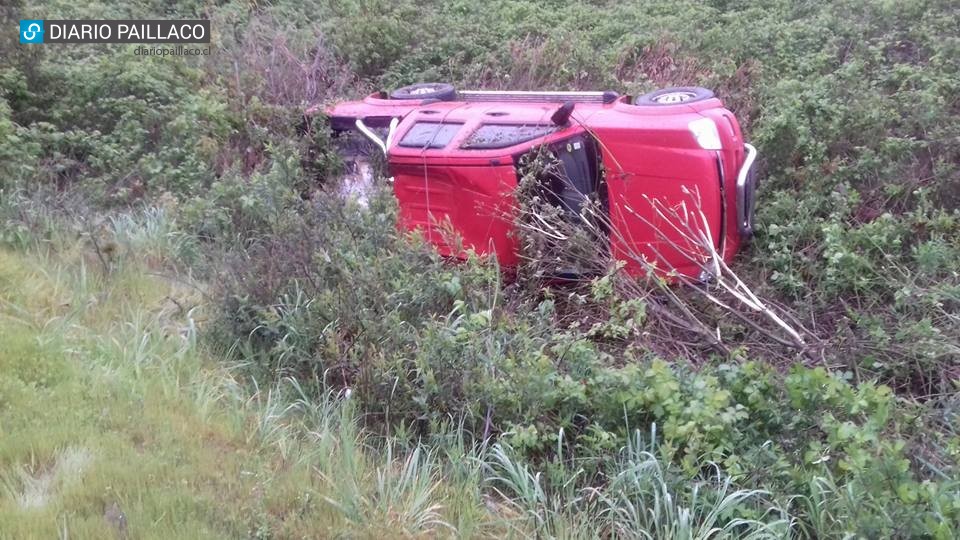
[551,101,575,126]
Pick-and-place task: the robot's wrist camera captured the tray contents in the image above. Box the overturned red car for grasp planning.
[325,83,758,280]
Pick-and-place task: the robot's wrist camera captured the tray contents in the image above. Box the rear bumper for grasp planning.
[737,143,758,238]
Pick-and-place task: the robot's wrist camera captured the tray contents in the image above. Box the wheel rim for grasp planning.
[653,91,698,104]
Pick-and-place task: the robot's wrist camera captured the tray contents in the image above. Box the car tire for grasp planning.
[634,86,715,106]
[390,83,457,101]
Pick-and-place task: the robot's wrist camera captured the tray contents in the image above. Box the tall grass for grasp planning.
[600,456,791,539]
[482,433,793,539]
[107,206,197,265]
[1,228,803,538]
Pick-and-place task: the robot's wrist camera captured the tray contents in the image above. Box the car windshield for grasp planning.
[461,124,556,149]
[398,122,463,149]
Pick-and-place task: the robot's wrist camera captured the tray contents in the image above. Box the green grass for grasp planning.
[0,247,797,538]
[0,245,577,539]
[0,250,265,537]
[0,249,466,538]
[4,0,958,536]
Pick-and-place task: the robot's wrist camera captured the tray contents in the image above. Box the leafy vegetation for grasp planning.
[1,0,958,538]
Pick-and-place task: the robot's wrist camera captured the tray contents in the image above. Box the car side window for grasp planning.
[398,122,464,149]
[461,124,556,149]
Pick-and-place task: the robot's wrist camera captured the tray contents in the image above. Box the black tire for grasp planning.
[389,82,456,101]
[634,86,715,106]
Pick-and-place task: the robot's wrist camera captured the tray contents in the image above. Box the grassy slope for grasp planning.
[0,245,795,539]
[0,248,489,538]
[0,249,269,537]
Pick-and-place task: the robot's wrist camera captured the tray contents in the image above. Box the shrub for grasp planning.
[5,0,959,537]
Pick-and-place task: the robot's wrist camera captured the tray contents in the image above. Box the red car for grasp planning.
[325,83,757,280]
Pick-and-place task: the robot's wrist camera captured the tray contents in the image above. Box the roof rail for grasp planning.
[458,90,619,104]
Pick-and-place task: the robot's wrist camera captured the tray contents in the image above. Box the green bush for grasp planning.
[4,0,959,537]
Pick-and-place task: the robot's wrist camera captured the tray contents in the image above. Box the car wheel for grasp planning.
[389,83,457,101]
[633,86,715,106]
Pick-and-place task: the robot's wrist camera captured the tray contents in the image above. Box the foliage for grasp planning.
[2,0,959,538]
